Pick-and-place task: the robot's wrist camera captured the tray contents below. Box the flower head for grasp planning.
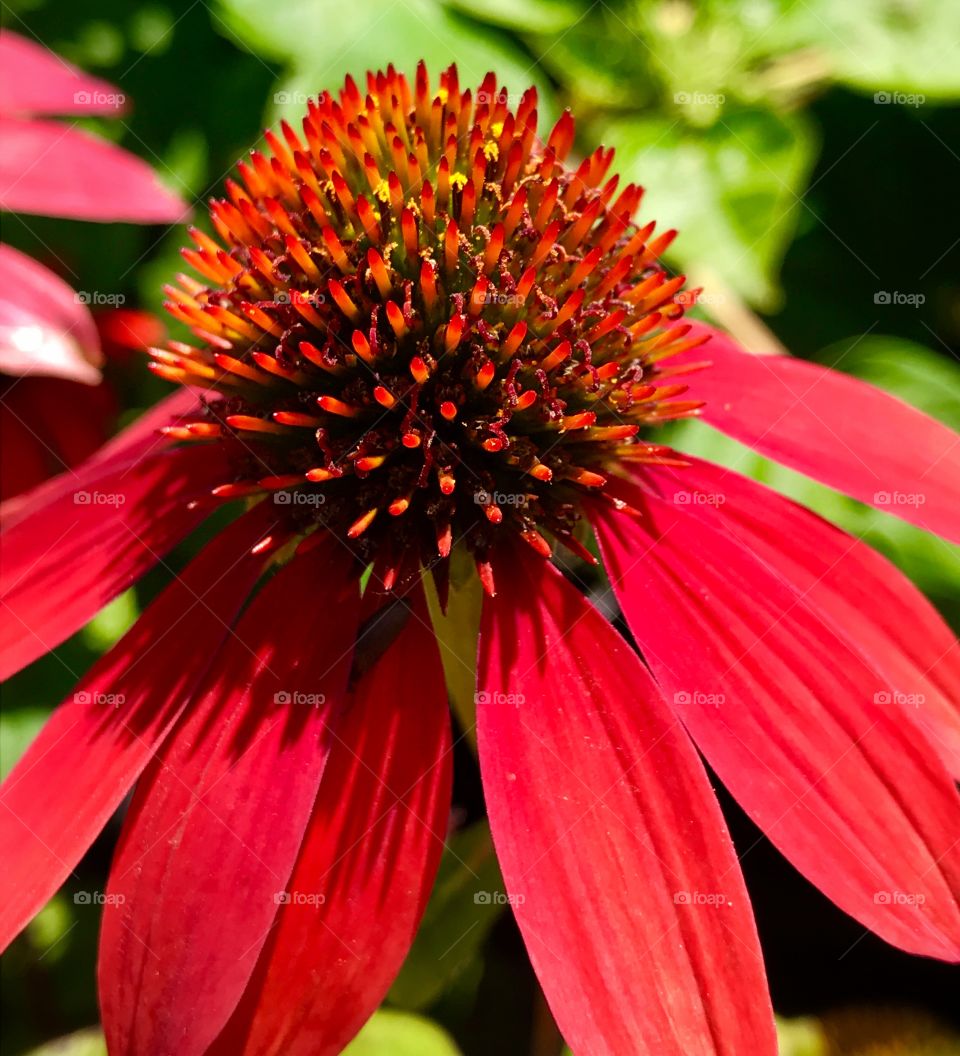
[155,63,701,590]
[2,62,960,1056]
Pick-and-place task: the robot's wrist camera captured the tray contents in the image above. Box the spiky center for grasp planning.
[155,64,706,592]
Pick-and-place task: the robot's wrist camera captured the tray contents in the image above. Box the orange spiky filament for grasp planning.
[154,63,707,592]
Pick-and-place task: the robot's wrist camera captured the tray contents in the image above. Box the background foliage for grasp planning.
[2,0,959,1052]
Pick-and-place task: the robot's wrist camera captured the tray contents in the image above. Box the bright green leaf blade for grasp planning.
[443,0,585,33]
[79,589,139,653]
[216,0,556,125]
[775,1015,827,1056]
[598,108,817,308]
[24,1028,107,1056]
[343,1010,462,1056]
[0,706,48,781]
[802,0,960,98]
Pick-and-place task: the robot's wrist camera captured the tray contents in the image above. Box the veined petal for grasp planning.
[0,244,102,383]
[593,475,960,961]
[19,376,114,466]
[679,323,960,544]
[0,31,129,117]
[0,444,229,679]
[656,456,960,777]
[0,402,48,500]
[0,507,274,950]
[0,387,202,529]
[0,116,186,223]
[211,589,452,1056]
[99,536,360,1056]
[478,547,776,1056]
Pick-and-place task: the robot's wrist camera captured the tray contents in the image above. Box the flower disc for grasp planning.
[156,63,706,590]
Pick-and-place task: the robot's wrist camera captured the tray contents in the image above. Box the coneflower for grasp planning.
[2,63,959,1056]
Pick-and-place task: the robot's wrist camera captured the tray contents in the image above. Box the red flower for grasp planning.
[0,245,170,500]
[2,65,959,1056]
[0,31,186,498]
[0,30,185,222]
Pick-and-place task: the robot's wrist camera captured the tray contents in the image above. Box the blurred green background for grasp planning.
[2,0,959,1052]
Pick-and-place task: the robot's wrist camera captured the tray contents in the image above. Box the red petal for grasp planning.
[93,308,166,357]
[0,116,186,223]
[593,475,960,960]
[0,244,102,382]
[212,590,452,1056]
[0,31,129,117]
[657,456,960,776]
[478,547,776,1056]
[0,508,273,950]
[93,389,203,468]
[0,387,202,528]
[0,401,48,499]
[11,376,115,472]
[99,537,360,1056]
[680,323,960,543]
[0,444,228,679]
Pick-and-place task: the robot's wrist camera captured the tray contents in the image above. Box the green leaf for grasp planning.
[527,7,658,108]
[0,706,48,781]
[24,1028,106,1056]
[776,1015,827,1056]
[390,821,505,1009]
[343,1010,461,1056]
[79,589,139,653]
[800,0,960,98]
[598,107,817,308]
[424,550,481,750]
[215,0,556,126]
[443,0,585,34]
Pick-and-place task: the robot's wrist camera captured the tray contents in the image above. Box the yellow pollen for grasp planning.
[483,140,499,162]
[374,179,390,204]
[490,121,504,138]
[449,172,468,192]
